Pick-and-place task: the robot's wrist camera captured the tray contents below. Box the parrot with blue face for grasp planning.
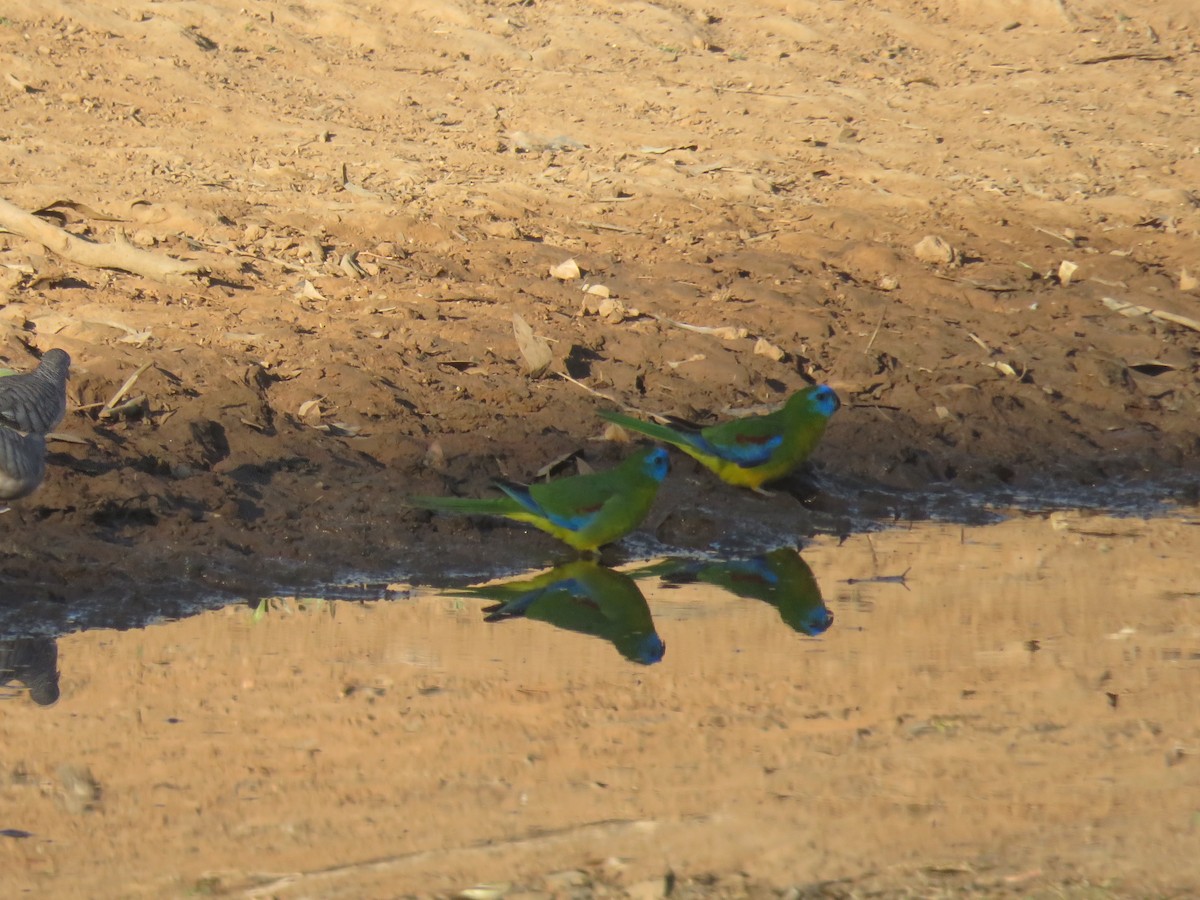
[643,547,833,637]
[451,559,665,664]
[407,446,669,553]
[599,384,840,492]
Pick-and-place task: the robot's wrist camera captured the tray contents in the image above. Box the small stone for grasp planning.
[913,234,957,265]
[753,337,786,361]
[549,258,582,280]
[597,297,627,323]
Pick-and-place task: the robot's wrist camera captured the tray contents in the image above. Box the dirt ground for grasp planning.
[0,0,1199,893]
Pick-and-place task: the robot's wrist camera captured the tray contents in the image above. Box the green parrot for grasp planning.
[641,547,832,636]
[598,384,840,492]
[450,559,664,664]
[407,446,669,553]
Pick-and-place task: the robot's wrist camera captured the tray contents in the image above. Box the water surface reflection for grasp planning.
[639,547,833,637]
[2,512,1199,898]
[450,560,666,665]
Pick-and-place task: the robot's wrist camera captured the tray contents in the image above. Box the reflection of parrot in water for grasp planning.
[599,385,840,492]
[407,446,669,552]
[646,547,833,636]
[450,559,665,665]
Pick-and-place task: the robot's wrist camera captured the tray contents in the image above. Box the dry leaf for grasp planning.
[117,329,154,347]
[1102,296,1200,332]
[297,280,326,301]
[535,449,582,479]
[1128,360,1177,376]
[660,317,749,340]
[297,398,323,419]
[339,252,367,279]
[1058,260,1079,285]
[602,422,632,442]
[667,354,705,369]
[512,312,553,377]
[5,72,36,93]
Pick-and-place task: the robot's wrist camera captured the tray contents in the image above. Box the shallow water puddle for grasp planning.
[2,511,1199,897]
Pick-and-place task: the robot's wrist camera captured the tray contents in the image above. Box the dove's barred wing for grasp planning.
[0,349,70,434]
[0,426,46,500]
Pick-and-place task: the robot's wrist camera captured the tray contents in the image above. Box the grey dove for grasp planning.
[0,348,70,434]
[0,425,46,500]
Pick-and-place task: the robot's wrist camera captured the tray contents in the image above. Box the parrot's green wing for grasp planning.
[407,446,669,552]
[599,385,839,490]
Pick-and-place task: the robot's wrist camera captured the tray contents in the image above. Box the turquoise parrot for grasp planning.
[643,547,832,636]
[408,446,669,552]
[451,559,664,664]
[599,384,840,491]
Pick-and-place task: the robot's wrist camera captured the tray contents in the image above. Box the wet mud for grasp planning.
[1,0,1199,626]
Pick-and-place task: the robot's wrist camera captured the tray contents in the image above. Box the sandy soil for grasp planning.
[0,0,1199,893]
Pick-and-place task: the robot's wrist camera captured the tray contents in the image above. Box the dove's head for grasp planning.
[39,349,71,379]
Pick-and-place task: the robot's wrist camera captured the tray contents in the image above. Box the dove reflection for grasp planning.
[0,635,61,706]
[648,547,833,637]
[451,559,665,665]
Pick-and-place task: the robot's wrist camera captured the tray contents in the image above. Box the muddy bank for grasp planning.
[0,0,1198,620]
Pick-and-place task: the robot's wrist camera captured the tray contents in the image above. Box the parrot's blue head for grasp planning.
[807,384,841,418]
[641,446,671,482]
[798,607,834,637]
[627,632,666,665]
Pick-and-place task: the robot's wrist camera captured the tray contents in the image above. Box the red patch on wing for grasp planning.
[734,433,774,446]
[730,573,768,586]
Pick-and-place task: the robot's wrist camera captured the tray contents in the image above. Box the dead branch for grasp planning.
[0,196,205,283]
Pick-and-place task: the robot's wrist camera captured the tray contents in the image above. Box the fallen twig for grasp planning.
[554,370,619,404]
[845,568,911,588]
[1076,51,1173,65]
[0,196,205,283]
[1102,297,1200,333]
[101,361,154,417]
